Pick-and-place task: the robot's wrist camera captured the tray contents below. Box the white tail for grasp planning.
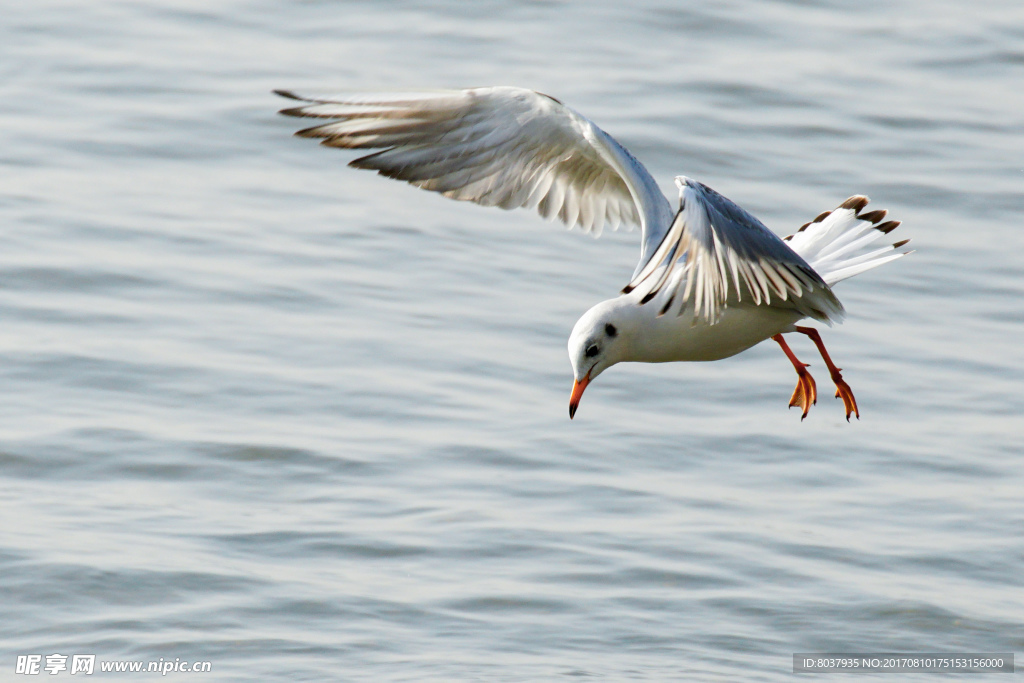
[784,196,912,286]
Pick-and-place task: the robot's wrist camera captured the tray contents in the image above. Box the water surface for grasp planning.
[2,1,1023,680]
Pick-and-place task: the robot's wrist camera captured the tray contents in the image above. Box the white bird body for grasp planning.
[575,293,804,365]
[276,86,911,420]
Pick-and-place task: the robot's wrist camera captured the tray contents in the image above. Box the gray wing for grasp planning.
[624,177,845,324]
[276,87,674,268]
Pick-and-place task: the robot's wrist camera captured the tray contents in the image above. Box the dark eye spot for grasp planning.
[586,344,600,358]
[605,323,617,337]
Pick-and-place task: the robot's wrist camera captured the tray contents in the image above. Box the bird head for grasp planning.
[567,298,630,419]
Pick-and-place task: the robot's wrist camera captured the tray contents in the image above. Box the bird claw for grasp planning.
[830,372,859,421]
[791,327,861,422]
[787,365,817,420]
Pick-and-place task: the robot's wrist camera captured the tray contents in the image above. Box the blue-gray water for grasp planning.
[2,1,1023,680]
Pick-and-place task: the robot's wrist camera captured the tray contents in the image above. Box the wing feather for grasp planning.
[276,87,673,254]
[624,177,844,324]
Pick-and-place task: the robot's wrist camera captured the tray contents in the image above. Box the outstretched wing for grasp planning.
[276,87,674,266]
[624,177,844,324]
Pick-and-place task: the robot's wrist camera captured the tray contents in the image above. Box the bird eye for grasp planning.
[586,344,600,358]
[605,323,617,337]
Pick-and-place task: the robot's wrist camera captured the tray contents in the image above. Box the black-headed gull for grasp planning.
[275,87,911,421]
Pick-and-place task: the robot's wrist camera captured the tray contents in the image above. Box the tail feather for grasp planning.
[783,196,911,286]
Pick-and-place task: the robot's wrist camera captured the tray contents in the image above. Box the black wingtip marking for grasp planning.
[892,238,911,248]
[280,106,315,117]
[346,149,390,168]
[858,209,887,224]
[640,291,657,304]
[294,123,333,138]
[537,91,564,105]
[274,89,302,100]
[796,209,833,235]
[876,220,900,234]
[840,196,870,212]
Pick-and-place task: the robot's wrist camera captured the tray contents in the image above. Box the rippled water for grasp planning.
[2,1,1023,680]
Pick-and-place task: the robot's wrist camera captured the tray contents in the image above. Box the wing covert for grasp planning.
[624,177,844,324]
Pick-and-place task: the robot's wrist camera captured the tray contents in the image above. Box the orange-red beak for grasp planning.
[569,373,590,419]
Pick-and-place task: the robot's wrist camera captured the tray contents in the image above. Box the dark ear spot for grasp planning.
[604,323,617,337]
[586,344,600,358]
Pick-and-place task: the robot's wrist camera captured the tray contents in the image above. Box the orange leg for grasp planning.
[772,333,817,420]
[795,326,859,421]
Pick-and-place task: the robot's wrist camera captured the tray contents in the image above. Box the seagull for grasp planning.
[275,86,911,421]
